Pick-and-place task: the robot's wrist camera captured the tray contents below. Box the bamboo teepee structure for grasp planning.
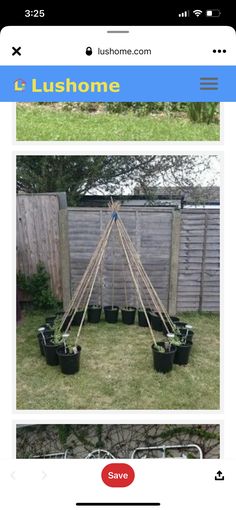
[59,200,177,346]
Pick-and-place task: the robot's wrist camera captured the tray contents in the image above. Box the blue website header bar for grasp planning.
[0,66,235,101]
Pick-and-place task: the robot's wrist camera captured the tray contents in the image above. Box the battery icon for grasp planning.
[206,9,221,17]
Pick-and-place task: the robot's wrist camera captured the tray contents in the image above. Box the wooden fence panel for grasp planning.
[201,211,220,311]
[17,194,62,299]
[177,209,220,311]
[17,198,220,313]
[67,208,173,310]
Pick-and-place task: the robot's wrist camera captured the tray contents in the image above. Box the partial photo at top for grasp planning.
[16,154,220,411]
[16,102,220,141]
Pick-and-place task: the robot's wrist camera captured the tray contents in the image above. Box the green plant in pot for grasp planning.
[43,317,63,366]
[179,324,194,342]
[167,332,182,348]
[37,320,56,350]
[43,316,60,340]
[45,316,56,327]
[151,333,177,374]
[52,316,64,343]
[172,326,193,366]
[37,326,47,356]
[57,332,82,375]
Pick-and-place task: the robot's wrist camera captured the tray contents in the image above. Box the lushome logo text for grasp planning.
[31,78,120,93]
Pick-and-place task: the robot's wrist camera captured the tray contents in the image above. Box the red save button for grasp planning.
[101,463,135,488]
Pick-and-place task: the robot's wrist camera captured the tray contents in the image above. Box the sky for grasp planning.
[88,155,220,195]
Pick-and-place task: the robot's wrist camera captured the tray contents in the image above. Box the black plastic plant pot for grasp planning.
[160,317,180,335]
[37,333,47,356]
[151,342,176,373]
[150,312,163,332]
[72,310,85,326]
[138,309,150,327]
[60,315,72,332]
[104,306,119,323]
[57,346,81,375]
[87,305,102,323]
[170,316,180,323]
[45,316,56,326]
[174,340,192,365]
[179,328,194,342]
[121,307,136,325]
[147,309,155,324]
[175,321,187,328]
[38,326,55,338]
[44,342,63,366]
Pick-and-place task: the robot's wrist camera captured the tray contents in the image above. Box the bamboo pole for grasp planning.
[111,228,115,309]
[116,220,157,346]
[118,219,174,333]
[122,236,172,333]
[75,219,114,345]
[60,200,176,350]
[122,258,128,309]
[60,218,113,330]
[99,257,103,308]
[65,218,114,333]
[62,258,98,331]
[118,218,175,333]
[113,223,128,308]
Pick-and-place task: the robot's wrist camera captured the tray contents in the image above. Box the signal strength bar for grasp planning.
[178,10,190,17]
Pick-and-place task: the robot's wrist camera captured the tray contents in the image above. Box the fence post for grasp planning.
[59,209,71,311]
[199,211,208,312]
[99,210,104,307]
[135,210,141,309]
[168,210,181,315]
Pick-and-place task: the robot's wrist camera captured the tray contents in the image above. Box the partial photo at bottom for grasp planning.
[16,424,220,459]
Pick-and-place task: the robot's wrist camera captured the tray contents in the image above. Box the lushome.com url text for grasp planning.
[98,48,152,55]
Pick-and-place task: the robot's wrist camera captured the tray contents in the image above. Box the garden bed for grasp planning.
[16,311,219,410]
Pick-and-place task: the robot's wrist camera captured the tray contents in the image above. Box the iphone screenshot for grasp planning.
[0,7,235,509]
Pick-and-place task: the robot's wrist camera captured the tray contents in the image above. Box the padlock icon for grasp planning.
[86,46,92,56]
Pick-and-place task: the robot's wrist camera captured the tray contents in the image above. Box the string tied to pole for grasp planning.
[111,211,118,222]
[108,198,121,222]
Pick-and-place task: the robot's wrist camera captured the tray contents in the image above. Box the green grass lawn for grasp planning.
[16,105,220,141]
[16,311,220,410]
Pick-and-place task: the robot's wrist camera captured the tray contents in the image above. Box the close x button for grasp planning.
[12,46,22,56]
[101,463,135,487]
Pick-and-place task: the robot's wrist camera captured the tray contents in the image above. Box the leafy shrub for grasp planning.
[36,102,218,123]
[57,424,71,444]
[105,102,189,115]
[17,262,58,309]
[106,102,218,121]
[187,103,218,124]
[106,102,158,115]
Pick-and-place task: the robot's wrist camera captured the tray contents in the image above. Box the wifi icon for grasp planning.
[193,9,203,16]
